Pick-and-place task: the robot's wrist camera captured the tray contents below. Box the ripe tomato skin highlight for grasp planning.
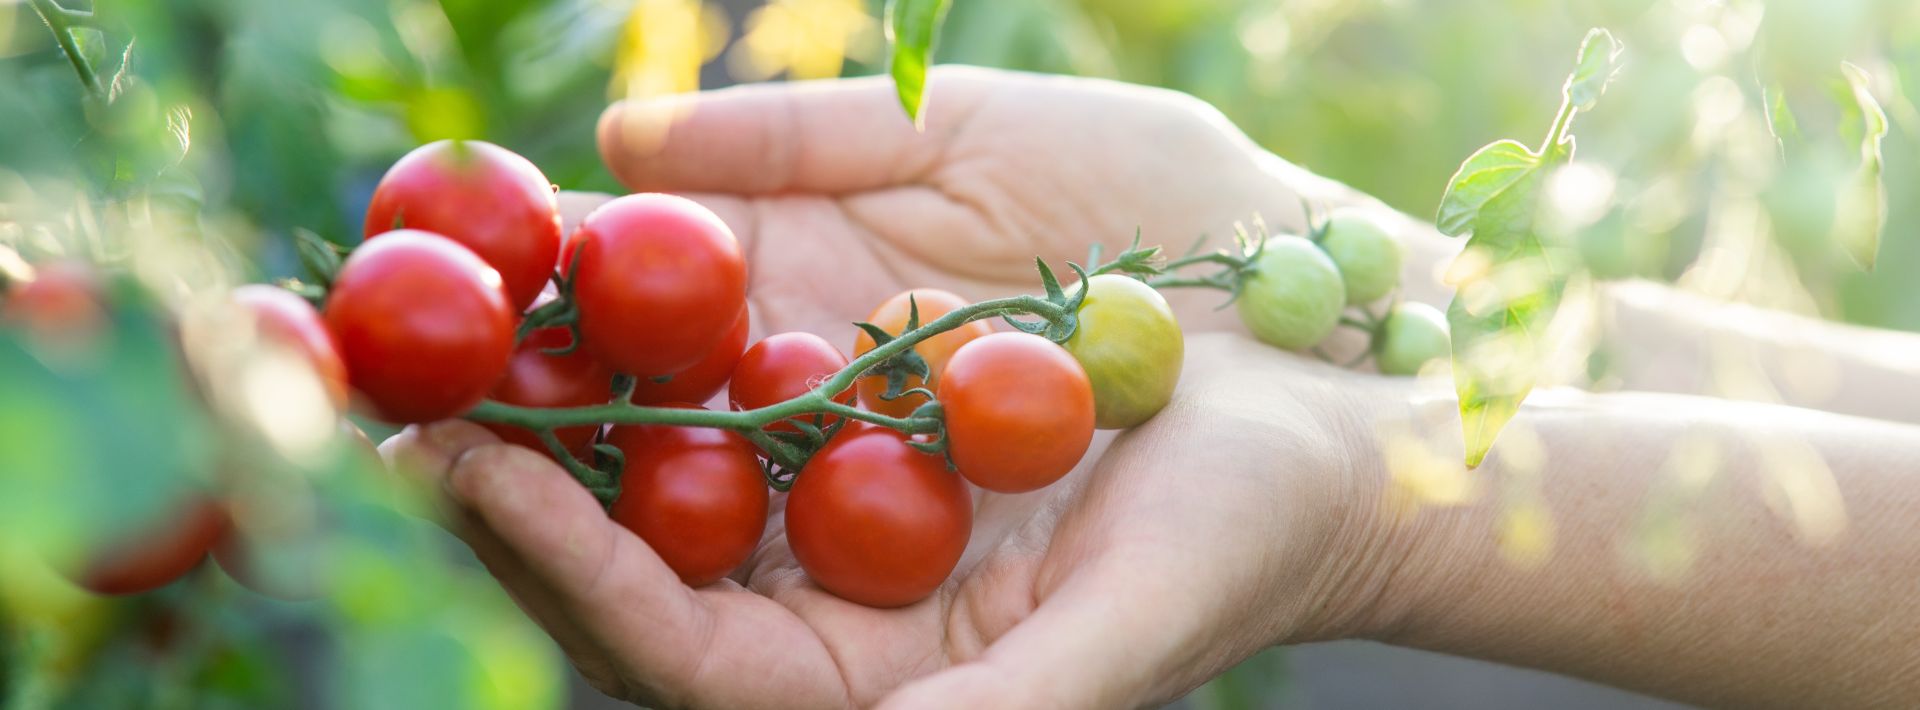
[77,496,227,596]
[939,332,1095,493]
[1064,274,1185,430]
[324,230,515,424]
[727,332,853,432]
[569,194,747,377]
[632,306,749,406]
[785,428,972,607]
[363,140,562,311]
[606,407,770,587]
[230,284,349,409]
[480,327,614,457]
[851,289,993,419]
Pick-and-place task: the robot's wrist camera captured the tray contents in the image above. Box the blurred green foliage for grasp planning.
[0,0,1912,708]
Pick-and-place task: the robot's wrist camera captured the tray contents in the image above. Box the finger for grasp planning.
[597,69,991,194]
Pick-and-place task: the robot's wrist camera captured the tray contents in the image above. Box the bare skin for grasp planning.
[385,67,1920,708]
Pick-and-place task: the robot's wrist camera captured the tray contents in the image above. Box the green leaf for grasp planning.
[1434,140,1540,237]
[1566,28,1624,112]
[294,228,344,287]
[1763,82,1801,148]
[884,0,951,128]
[1833,62,1888,271]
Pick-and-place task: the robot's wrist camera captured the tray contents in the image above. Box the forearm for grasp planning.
[1357,389,1920,707]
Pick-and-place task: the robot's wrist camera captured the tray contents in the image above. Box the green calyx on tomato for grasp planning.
[1317,210,1403,305]
[1062,274,1183,429]
[1235,235,1345,351]
[1372,301,1452,376]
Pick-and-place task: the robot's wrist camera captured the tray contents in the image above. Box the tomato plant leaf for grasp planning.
[1441,28,1620,468]
[884,0,951,129]
[1833,61,1887,272]
[1435,140,1541,237]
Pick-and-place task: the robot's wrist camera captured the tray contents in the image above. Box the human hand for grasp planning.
[383,333,1401,708]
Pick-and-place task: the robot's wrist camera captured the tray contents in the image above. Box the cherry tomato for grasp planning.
[1237,235,1345,350]
[230,284,349,409]
[606,406,769,586]
[2,261,106,347]
[324,230,515,423]
[1063,274,1184,429]
[1318,210,1403,305]
[728,332,853,433]
[569,194,747,377]
[1373,301,1451,376]
[939,332,1095,493]
[785,428,972,607]
[632,306,749,406]
[363,140,562,311]
[77,496,227,596]
[851,289,993,419]
[480,327,614,458]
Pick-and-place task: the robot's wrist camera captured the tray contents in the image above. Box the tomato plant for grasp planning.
[363,140,563,311]
[1374,302,1452,376]
[606,407,769,587]
[75,495,227,596]
[940,332,1095,492]
[852,289,993,418]
[323,230,515,423]
[1318,210,1403,306]
[481,327,614,457]
[1062,274,1184,429]
[631,306,749,406]
[569,194,748,377]
[784,428,972,607]
[728,332,853,432]
[230,284,348,409]
[1236,235,1346,350]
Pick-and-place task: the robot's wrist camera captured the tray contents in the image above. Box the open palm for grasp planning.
[386,67,1379,709]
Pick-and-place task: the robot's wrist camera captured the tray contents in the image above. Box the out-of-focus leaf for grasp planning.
[1566,28,1623,112]
[1833,61,1888,271]
[1435,140,1540,237]
[884,0,952,128]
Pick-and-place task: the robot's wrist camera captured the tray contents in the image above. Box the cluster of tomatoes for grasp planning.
[1234,210,1451,374]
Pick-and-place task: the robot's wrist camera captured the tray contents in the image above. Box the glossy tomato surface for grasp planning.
[77,496,226,596]
[631,306,749,406]
[481,327,614,457]
[607,407,769,586]
[785,428,972,607]
[1062,274,1184,429]
[363,140,562,311]
[230,284,349,409]
[323,230,515,423]
[727,332,853,433]
[851,288,993,418]
[569,194,747,377]
[939,332,1095,493]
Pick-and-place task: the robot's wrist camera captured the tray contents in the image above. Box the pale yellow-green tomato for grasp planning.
[1318,210,1403,305]
[1062,274,1184,429]
[1235,236,1345,350]
[1373,302,1452,376]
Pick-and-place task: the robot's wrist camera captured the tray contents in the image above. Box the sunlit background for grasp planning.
[1,0,1912,707]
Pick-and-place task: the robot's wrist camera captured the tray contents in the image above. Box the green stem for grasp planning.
[1540,93,1579,158]
[27,0,104,99]
[1146,275,1232,291]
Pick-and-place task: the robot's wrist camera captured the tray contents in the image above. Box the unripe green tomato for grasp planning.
[1062,274,1183,429]
[1235,236,1345,350]
[1318,210,1402,305]
[1373,302,1451,376]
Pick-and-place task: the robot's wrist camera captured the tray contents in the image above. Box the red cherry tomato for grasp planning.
[785,428,972,607]
[631,306,749,406]
[851,289,993,419]
[606,406,770,586]
[77,496,227,596]
[2,261,106,346]
[363,140,562,311]
[230,284,349,409]
[939,332,1095,493]
[480,327,614,458]
[323,230,515,423]
[569,194,747,377]
[727,332,853,433]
